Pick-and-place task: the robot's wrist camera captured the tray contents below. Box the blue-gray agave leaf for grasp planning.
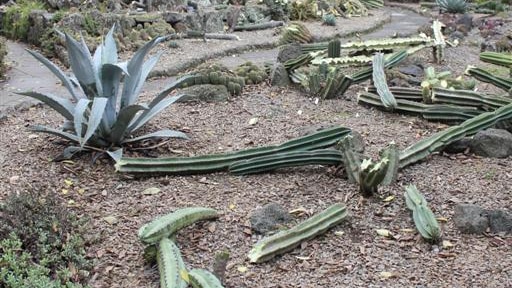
[120,36,167,108]
[123,129,188,144]
[128,95,182,132]
[149,74,194,107]
[101,63,129,127]
[109,104,148,145]
[74,99,90,142]
[82,97,108,147]
[17,91,75,120]
[31,125,81,143]
[65,33,100,98]
[24,50,81,101]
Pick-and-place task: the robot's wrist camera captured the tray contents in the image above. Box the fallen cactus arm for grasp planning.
[187,268,224,288]
[248,204,348,263]
[157,238,188,288]
[479,51,512,68]
[234,21,285,31]
[351,50,408,84]
[432,20,446,63]
[228,149,343,175]
[372,52,397,110]
[399,102,512,168]
[465,66,512,92]
[138,207,219,245]
[300,37,431,53]
[116,126,351,175]
[404,185,441,242]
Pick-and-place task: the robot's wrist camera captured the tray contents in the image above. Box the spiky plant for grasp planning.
[19,26,189,159]
[279,22,313,44]
[436,0,468,13]
[322,14,337,26]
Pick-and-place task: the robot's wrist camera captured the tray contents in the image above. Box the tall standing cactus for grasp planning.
[328,39,341,58]
[432,20,446,64]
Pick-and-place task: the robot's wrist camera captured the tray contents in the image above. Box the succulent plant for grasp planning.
[187,63,246,95]
[116,126,352,175]
[187,269,225,288]
[157,238,188,288]
[360,0,384,9]
[436,0,468,13]
[432,20,446,63]
[404,185,441,243]
[290,0,319,21]
[248,204,348,263]
[372,52,397,110]
[465,66,512,92]
[339,0,368,17]
[280,22,313,44]
[322,14,337,26]
[18,26,190,159]
[234,62,268,85]
[327,39,341,58]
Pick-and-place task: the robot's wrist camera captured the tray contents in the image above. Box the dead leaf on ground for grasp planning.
[142,187,161,195]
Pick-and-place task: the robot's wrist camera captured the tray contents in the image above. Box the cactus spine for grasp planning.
[157,239,188,288]
[328,39,341,58]
[138,207,219,244]
[372,52,397,109]
[404,185,441,242]
[248,204,348,263]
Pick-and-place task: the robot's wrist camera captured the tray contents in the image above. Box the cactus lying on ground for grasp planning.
[157,238,188,288]
[138,207,219,244]
[234,62,268,85]
[116,126,351,175]
[187,269,225,288]
[479,51,512,68]
[301,37,431,54]
[228,149,344,175]
[248,203,348,263]
[465,66,512,92]
[399,101,512,168]
[404,185,441,242]
[421,67,476,101]
[372,53,397,110]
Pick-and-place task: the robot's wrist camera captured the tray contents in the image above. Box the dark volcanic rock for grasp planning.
[250,203,292,234]
[469,128,512,158]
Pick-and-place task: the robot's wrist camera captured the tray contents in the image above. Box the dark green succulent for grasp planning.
[436,0,468,13]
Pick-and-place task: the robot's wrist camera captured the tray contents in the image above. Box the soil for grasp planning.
[1,5,512,288]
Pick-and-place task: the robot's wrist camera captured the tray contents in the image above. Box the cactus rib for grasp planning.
[465,66,512,92]
[188,269,225,288]
[139,207,219,244]
[228,149,343,175]
[248,204,348,263]
[157,239,188,288]
[479,52,512,68]
[116,126,351,174]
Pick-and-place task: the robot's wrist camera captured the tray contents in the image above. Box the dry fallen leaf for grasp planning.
[229,203,236,210]
[295,256,310,261]
[64,179,73,187]
[334,231,345,236]
[248,117,258,125]
[379,271,397,279]
[237,266,248,273]
[376,229,393,238]
[142,187,161,195]
[442,240,454,249]
[436,217,449,222]
[103,216,118,225]
[383,195,395,202]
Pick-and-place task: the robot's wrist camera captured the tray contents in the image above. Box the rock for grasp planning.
[150,0,187,11]
[185,9,225,33]
[455,13,473,33]
[250,203,292,234]
[398,64,424,78]
[443,137,471,154]
[453,204,489,234]
[44,0,81,9]
[27,10,54,46]
[270,63,290,87]
[486,209,512,234]
[469,128,512,158]
[277,43,302,63]
[178,84,229,102]
[449,30,465,41]
[162,11,185,25]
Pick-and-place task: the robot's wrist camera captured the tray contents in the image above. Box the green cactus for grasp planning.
[138,207,219,244]
[432,20,446,64]
[328,39,341,58]
[248,204,348,263]
[116,126,352,175]
[465,66,512,92]
[234,62,268,85]
[157,238,188,288]
[322,14,337,26]
[280,22,313,44]
[404,185,441,242]
[372,52,397,110]
[187,269,225,288]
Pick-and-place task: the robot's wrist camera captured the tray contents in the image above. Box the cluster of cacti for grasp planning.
[339,0,369,16]
[322,14,337,26]
[421,67,476,101]
[404,185,441,242]
[372,53,398,110]
[121,20,175,50]
[184,63,246,95]
[320,68,353,99]
[233,62,268,85]
[328,39,341,58]
[228,149,343,175]
[290,0,319,21]
[138,207,223,288]
[248,204,349,263]
[337,136,399,196]
[436,0,468,13]
[280,22,313,44]
[116,126,352,174]
[431,20,446,64]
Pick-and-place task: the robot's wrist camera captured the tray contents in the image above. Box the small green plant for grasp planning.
[2,0,46,41]
[404,185,441,243]
[279,22,313,44]
[20,26,190,159]
[436,0,468,13]
[233,62,268,85]
[0,188,92,287]
[290,0,319,21]
[322,14,337,26]
[0,36,7,78]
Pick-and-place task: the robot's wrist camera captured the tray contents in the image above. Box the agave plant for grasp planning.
[436,0,468,13]
[19,26,189,158]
